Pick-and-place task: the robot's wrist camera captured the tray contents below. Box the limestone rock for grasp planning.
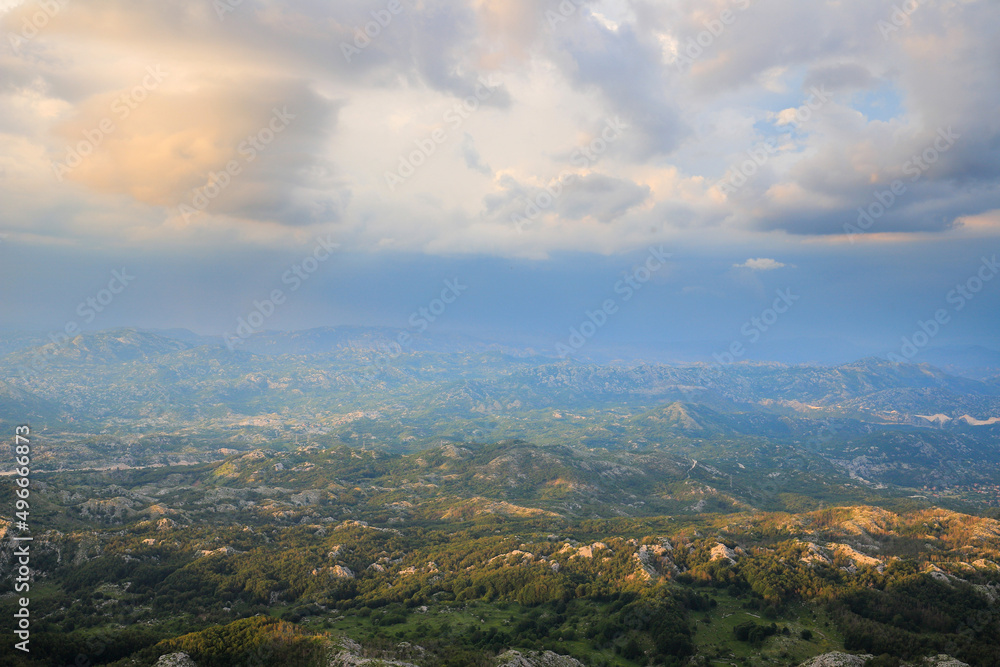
[798,653,872,667]
[494,650,586,667]
[155,653,197,667]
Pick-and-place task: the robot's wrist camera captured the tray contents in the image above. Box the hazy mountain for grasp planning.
[917,345,1000,380]
[3,327,1000,667]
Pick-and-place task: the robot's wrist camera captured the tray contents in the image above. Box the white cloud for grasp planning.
[734,258,787,271]
[0,0,999,257]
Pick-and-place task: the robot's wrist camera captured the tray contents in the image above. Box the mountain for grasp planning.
[3,438,999,667]
[4,328,1000,666]
[0,379,65,428]
[13,328,191,365]
[918,345,1000,380]
[2,328,1000,509]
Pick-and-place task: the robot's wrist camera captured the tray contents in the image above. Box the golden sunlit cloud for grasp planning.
[51,79,322,207]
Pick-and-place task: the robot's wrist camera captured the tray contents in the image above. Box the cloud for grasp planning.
[803,63,878,93]
[557,174,651,223]
[482,172,650,229]
[55,81,342,227]
[734,258,787,271]
[556,21,685,159]
[953,210,1000,237]
[0,0,999,259]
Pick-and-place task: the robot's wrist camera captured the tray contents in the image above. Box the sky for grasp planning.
[1,0,999,362]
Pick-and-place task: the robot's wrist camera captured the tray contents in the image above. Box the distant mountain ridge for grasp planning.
[2,327,999,508]
[4,328,999,426]
[4,326,1000,374]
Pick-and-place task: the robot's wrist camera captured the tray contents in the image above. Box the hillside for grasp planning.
[3,440,1000,666]
[4,329,1000,666]
[3,329,1000,511]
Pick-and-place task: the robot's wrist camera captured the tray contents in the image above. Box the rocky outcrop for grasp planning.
[494,650,585,667]
[154,654,197,667]
[196,546,240,558]
[710,542,738,564]
[632,543,677,580]
[797,653,969,667]
[315,565,355,579]
[79,497,138,521]
[291,489,323,506]
[917,655,969,667]
[572,542,610,559]
[798,653,872,667]
[828,542,884,572]
[799,542,831,566]
[327,638,419,666]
